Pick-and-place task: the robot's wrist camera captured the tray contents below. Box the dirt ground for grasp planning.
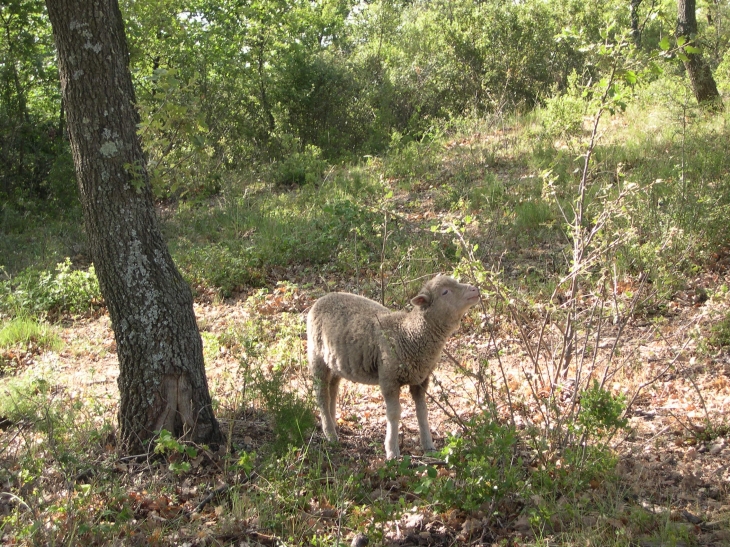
[13,264,725,546]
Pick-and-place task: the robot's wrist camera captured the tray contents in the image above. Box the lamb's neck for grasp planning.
[401,312,450,349]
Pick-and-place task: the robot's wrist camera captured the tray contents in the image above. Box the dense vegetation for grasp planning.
[1,0,730,545]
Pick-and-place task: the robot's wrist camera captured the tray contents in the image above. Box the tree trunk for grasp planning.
[676,0,723,109]
[630,0,642,46]
[45,0,223,453]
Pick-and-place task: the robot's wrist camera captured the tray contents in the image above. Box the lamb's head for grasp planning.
[411,275,479,334]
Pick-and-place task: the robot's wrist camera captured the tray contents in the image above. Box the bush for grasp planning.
[273,144,329,187]
[430,414,521,512]
[0,258,102,319]
[254,366,316,451]
[174,243,264,296]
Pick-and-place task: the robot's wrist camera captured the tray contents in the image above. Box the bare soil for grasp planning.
[16,263,730,546]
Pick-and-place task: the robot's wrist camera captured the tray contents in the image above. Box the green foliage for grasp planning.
[0,258,102,319]
[253,366,316,451]
[154,429,198,475]
[537,72,587,147]
[577,381,628,436]
[430,414,521,512]
[272,143,329,187]
[0,0,62,206]
[174,243,264,296]
[383,133,442,185]
[166,172,390,295]
[707,312,730,349]
[513,199,555,241]
[0,317,61,352]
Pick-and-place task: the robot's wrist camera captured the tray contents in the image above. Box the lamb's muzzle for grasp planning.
[307,275,479,458]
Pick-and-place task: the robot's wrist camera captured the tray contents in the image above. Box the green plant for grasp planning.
[0,317,61,352]
[577,381,628,437]
[0,258,102,319]
[707,312,730,349]
[426,413,521,512]
[174,243,264,296]
[273,143,329,187]
[537,71,587,149]
[154,429,198,475]
[252,365,316,451]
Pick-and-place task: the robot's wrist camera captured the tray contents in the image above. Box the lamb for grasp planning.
[307,275,479,459]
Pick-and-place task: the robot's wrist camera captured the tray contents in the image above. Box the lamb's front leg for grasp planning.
[409,379,436,453]
[380,384,402,459]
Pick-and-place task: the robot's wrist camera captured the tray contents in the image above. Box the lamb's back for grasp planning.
[307,292,393,384]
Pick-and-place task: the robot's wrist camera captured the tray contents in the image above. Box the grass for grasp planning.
[1,89,730,545]
[0,317,62,374]
[0,317,61,352]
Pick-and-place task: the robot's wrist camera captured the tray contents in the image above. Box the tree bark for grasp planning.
[630,0,642,46]
[676,0,723,109]
[45,0,223,453]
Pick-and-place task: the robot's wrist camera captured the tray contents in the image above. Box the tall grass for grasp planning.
[0,317,61,352]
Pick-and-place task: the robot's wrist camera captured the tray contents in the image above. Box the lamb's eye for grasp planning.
[442,289,449,295]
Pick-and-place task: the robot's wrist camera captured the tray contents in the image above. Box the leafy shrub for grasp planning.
[174,244,265,296]
[577,381,628,437]
[537,73,586,146]
[253,366,316,451]
[708,312,730,349]
[415,412,521,512]
[273,144,328,187]
[0,258,102,319]
[154,429,198,475]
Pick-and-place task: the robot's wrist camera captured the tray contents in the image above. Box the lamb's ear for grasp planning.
[411,292,431,308]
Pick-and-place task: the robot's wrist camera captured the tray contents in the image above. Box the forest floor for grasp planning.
[11,258,730,546]
[3,112,730,545]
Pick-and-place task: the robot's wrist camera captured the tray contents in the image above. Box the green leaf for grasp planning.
[684,45,701,54]
[169,461,191,474]
[658,36,670,51]
[677,35,687,47]
[191,134,206,148]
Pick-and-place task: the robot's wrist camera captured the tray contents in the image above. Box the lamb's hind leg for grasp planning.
[410,378,436,453]
[313,362,338,442]
[328,375,341,432]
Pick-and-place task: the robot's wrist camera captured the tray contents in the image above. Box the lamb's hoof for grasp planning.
[321,430,339,444]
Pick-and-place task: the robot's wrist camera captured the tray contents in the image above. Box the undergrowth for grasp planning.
[1,85,729,545]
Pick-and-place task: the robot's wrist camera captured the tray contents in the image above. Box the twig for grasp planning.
[0,492,31,512]
[442,348,478,380]
[427,378,471,435]
[623,335,693,415]
[191,483,231,515]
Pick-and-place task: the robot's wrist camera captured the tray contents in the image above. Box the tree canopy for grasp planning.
[2,0,726,204]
